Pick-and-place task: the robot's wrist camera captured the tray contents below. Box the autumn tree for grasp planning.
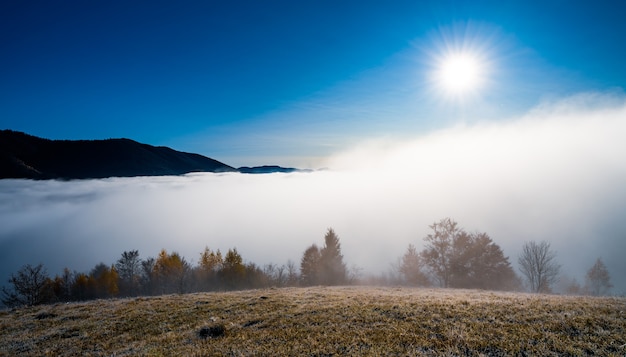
[220,248,246,290]
[70,272,92,300]
[319,228,347,285]
[115,250,142,296]
[585,258,612,296]
[1,263,54,307]
[399,244,430,286]
[196,247,223,291]
[90,263,119,298]
[300,244,321,286]
[154,249,191,294]
[518,241,561,293]
[51,268,73,302]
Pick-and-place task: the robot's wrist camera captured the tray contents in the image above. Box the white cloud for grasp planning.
[1,93,625,292]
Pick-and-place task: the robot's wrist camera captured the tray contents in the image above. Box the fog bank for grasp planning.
[1,95,625,293]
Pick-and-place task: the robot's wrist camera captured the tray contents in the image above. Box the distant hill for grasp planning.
[0,130,237,179]
[238,165,307,174]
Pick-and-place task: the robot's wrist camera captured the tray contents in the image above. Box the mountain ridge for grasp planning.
[0,130,247,179]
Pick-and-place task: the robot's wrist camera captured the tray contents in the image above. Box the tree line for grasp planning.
[1,228,349,307]
[395,218,613,295]
[2,220,614,308]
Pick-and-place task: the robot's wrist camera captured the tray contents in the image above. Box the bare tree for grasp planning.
[585,258,612,296]
[286,260,299,286]
[518,241,560,293]
[347,264,363,285]
[263,263,287,287]
[1,263,54,307]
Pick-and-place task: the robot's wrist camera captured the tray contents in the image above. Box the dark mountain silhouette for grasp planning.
[0,130,237,179]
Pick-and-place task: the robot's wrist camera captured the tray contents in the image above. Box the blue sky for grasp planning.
[2,1,626,293]
[1,0,625,167]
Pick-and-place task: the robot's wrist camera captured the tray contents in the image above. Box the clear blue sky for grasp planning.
[1,0,625,166]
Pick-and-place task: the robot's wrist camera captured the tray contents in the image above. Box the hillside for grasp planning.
[0,130,236,179]
[1,287,624,356]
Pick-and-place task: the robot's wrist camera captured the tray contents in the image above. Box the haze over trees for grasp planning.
[400,218,519,291]
[518,241,561,293]
[318,228,347,285]
[300,244,321,286]
[586,258,612,296]
[1,219,616,308]
[398,244,429,286]
[300,228,347,286]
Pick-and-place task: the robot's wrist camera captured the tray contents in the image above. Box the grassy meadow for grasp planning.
[1,286,625,356]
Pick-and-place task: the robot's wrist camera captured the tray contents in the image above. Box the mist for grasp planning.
[1,94,625,293]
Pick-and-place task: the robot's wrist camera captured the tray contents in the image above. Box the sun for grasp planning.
[436,52,484,95]
[424,23,495,102]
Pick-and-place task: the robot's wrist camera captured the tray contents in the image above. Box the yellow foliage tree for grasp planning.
[154,249,190,294]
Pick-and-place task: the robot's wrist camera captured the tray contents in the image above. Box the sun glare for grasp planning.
[436,52,484,95]
[424,23,496,102]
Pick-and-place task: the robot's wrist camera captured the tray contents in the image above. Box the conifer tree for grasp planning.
[319,228,347,285]
[400,244,430,286]
[300,244,321,286]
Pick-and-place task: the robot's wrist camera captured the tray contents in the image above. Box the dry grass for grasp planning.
[1,286,624,356]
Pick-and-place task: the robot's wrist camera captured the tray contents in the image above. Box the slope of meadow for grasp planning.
[0,287,624,356]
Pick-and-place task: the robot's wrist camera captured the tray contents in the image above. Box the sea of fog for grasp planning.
[2,95,626,293]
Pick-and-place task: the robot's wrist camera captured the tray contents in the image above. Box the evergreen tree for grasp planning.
[319,228,347,285]
[300,244,321,286]
[399,244,430,286]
